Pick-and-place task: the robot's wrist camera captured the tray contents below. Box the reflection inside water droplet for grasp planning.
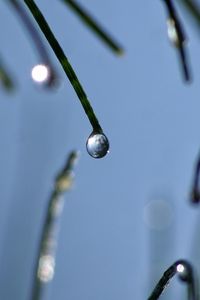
[86,132,109,158]
[177,263,185,274]
[176,261,191,282]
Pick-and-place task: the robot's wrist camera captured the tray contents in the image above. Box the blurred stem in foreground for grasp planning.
[24,0,103,133]
[147,259,198,300]
[178,0,200,26]
[61,0,124,55]
[31,151,79,300]
[162,0,191,82]
[190,151,200,204]
[8,0,57,87]
[0,57,14,91]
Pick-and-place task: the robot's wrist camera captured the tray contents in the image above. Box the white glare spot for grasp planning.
[177,264,185,273]
[37,255,55,282]
[31,64,49,83]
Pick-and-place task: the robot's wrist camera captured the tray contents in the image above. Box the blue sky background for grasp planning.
[0,1,200,299]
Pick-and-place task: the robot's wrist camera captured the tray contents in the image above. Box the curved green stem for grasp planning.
[24,0,102,132]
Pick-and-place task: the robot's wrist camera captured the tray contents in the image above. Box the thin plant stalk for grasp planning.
[162,0,191,81]
[24,0,103,133]
[178,43,190,80]
[8,0,57,86]
[190,152,200,204]
[61,0,124,55]
[31,151,79,300]
[0,57,14,91]
[147,259,198,300]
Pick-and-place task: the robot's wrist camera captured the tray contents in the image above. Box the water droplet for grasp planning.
[176,263,185,274]
[86,132,109,158]
[176,260,191,282]
[37,255,55,282]
[31,64,50,83]
[167,19,179,47]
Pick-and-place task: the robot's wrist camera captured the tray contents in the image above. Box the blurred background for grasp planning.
[0,0,200,299]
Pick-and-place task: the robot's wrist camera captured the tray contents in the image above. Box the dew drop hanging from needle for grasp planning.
[147,259,198,300]
[24,0,110,158]
[86,132,109,158]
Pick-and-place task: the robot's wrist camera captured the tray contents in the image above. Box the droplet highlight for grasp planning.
[31,64,50,83]
[175,260,194,284]
[177,263,185,274]
[86,132,109,158]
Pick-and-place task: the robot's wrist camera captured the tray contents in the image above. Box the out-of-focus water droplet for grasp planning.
[31,64,50,83]
[37,255,55,282]
[86,132,109,158]
[167,19,179,47]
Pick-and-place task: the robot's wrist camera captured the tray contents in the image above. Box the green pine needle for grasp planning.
[61,0,124,55]
[24,0,103,133]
